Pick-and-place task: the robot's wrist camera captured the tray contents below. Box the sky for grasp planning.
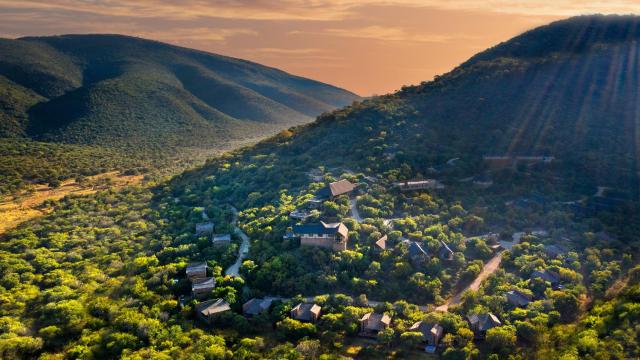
[1,1,640,96]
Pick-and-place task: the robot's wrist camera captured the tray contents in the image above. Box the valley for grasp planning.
[0,35,358,198]
[1,14,640,360]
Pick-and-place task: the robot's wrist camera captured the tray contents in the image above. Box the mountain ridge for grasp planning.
[0,34,359,149]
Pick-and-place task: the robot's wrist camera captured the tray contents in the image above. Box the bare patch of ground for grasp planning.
[0,171,143,234]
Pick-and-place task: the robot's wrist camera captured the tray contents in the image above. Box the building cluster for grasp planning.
[181,169,580,356]
[285,179,357,251]
[185,262,229,324]
[194,221,231,247]
[283,177,459,262]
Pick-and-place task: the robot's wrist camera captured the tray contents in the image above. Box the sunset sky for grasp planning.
[2,1,640,95]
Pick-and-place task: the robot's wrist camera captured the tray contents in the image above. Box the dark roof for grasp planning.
[531,269,560,284]
[408,241,428,258]
[292,303,321,321]
[195,222,214,234]
[506,290,532,307]
[186,262,207,274]
[544,244,567,257]
[438,241,454,259]
[375,235,388,250]
[468,313,501,331]
[409,321,443,339]
[212,234,231,242]
[361,312,391,331]
[192,277,216,291]
[293,221,348,238]
[243,298,273,315]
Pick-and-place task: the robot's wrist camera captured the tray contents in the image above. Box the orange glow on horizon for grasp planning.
[2,1,639,95]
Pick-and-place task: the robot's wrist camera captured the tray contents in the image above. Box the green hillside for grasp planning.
[269,14,640,198]
[0,35,359,148]
[2,15,640,360]
[0,34,359,195]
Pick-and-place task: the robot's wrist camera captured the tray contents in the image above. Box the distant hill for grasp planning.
[0,34,359,150]
[165,15,640,213]
[228,14,640,198]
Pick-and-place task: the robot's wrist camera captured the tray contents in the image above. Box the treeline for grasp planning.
[0,139,149,197]
[0,138,235,199]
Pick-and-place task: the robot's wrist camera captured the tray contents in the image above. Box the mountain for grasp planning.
[163,15,640,358]
[207,14,639,199]
[3,15,640,360]
[0,34,359,150]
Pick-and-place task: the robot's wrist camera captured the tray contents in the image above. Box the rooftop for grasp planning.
[468,313,501,331]
[408,241,429,258]
[375,235,388,250]
[439,241,454,259]
[292,303,321,321]
[192,277,216,291]
[361,312,391,331]
[317,179,356,198]
[196,298,231,317]
[506,290,532,307]
[531,269,560,284]
[409,321,443,339]
[293,221,349,238]
[544,244,567,257]
[243,298,273,315]
[195,222,214,233]
[186,262,207,273]
[212,234,231,242]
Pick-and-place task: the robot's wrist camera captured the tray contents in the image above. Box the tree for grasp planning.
[515,320,539,344]
[552,292,580,323]
[456,327,474,347]
[486,326,517,354]
[0,336,43,358]
[377,327,395,347]
[267,344,301,360]
[400,331,423,350]
[276,318,316,341]
[295,339,320,360]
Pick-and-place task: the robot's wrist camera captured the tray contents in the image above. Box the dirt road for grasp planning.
[225,206,250,277]
[436,251,504,312]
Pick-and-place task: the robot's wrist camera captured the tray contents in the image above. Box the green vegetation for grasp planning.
[0,34,358,197]
[0,139,142,196]
[0,34,358,149]
[2,14,640,360]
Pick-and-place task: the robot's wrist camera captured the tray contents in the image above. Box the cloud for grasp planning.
[322,25,478,43]
[1,0,639,24]
[244,48,343,61]
[253,47,326,55]
[135,27,257,42]
[0,0,354,21]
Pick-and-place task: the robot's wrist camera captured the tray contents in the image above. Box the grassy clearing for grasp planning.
[0,171,143,234]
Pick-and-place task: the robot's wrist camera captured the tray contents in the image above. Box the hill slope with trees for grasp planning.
[2,15,640,360]
[0,34,359,147]
[0,34,359,195]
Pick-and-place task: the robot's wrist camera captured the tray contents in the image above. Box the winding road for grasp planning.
[349,198,364,223]
[220,199,522,313]
[224,206,250,277]
[435,252,504,311]
[436,231,524,311]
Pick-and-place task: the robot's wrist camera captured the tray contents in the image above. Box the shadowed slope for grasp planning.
[0,34,359,149]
